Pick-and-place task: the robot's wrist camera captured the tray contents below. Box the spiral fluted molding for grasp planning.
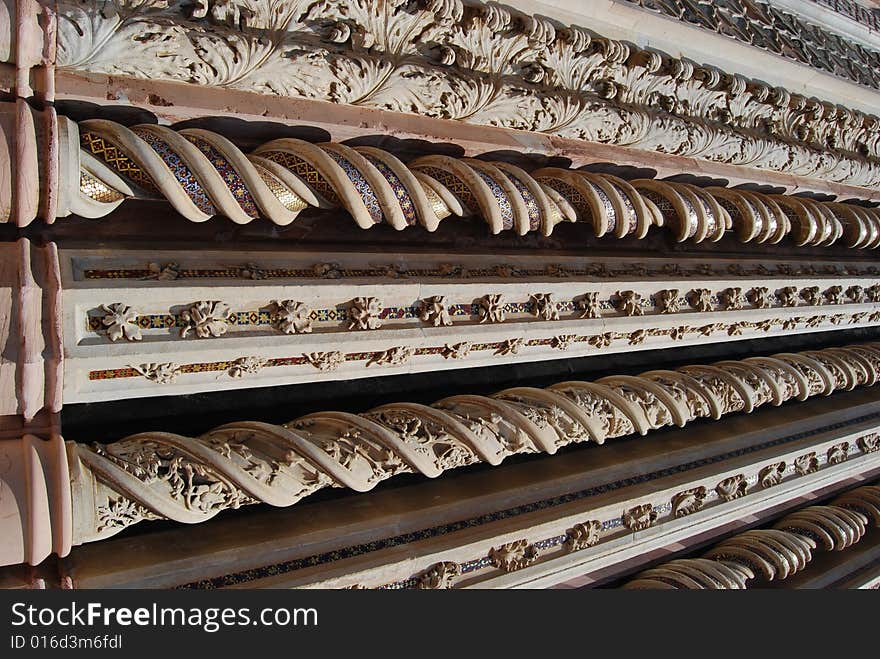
[67,342,880,546]
[65,117,880,248]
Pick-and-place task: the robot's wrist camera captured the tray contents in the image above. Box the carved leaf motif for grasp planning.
[366,346,414,367]
[419,295,452,327]
[578,292,602,319]
[132,362,182,384]
[417,561,460,589]
[101,303,142,342]
[827,442,849,465]
[794,452,819,475]
[348,296,383,330]
[478,294,505,323]
[488,539,539,572]
[716,474,748,501]
[227,356,268,378]
[672,486,707,517]
[623,503,658,531]
[858,433,879,454]
[759,462,786,489]
[181,301,233,338]
[273,300,313,334]
[564,520,602,552]
[304,351,345,371]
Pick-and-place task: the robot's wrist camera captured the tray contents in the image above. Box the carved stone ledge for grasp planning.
[55,341,880,554]
[50,1,880,187]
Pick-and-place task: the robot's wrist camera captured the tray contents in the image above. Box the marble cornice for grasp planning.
[43,1,880,188]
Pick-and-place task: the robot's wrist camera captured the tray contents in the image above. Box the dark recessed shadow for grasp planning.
[732,182,787,195]
[476,150,572,170]
[341,135,465,160]
[581,163,658,179]
[840,198,880,208]
[661,173,730,187]
[791,191,837,202]
[171,117,331,149]
[55,100,158,126]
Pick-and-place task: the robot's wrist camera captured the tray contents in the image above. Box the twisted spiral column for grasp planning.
[52,114,880,247]
[64,342,880,547]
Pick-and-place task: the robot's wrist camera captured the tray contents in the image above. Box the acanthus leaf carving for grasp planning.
[419,295,453,327]
[180,301,233,338]
[273,299,313,334]
[488,539,539,572]
[759,461,786,489]
[672,486,707,517]
[416,561,460,589]
[563,520,602,552]
[716,474,748,501]
[623,503,658,531]
[348,296,383,330]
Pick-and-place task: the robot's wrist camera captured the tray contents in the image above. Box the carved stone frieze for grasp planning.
[578,292,602,319]
[626,483,880,589]
[65,342,880,544]
[858,433,879,453]
[52,0,880,187]
[530,293,559,321]
[304,351,345,371]
[827,442,850,465]
[478,294,505,323]
[348,296,383,330]
[615,290,644,317]
[621,0,880,89]
[131,362,183,384]
[419,296,452,327]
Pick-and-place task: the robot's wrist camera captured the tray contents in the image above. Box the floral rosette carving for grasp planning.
[101,303,143,342]
[181,301,234,338]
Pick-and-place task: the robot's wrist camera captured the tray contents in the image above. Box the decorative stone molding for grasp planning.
[621,0,880,89]
[61,246,880,404]
[716,474,749,501]
[347,296,383,330]
[0,434,72,567]
[36,113,880,246]
[307,420,880,589]
[625,483,880,589]
[50,1,880,187]
[759,462,786,488]
[57,342,880,549]
[100,303,142,342]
